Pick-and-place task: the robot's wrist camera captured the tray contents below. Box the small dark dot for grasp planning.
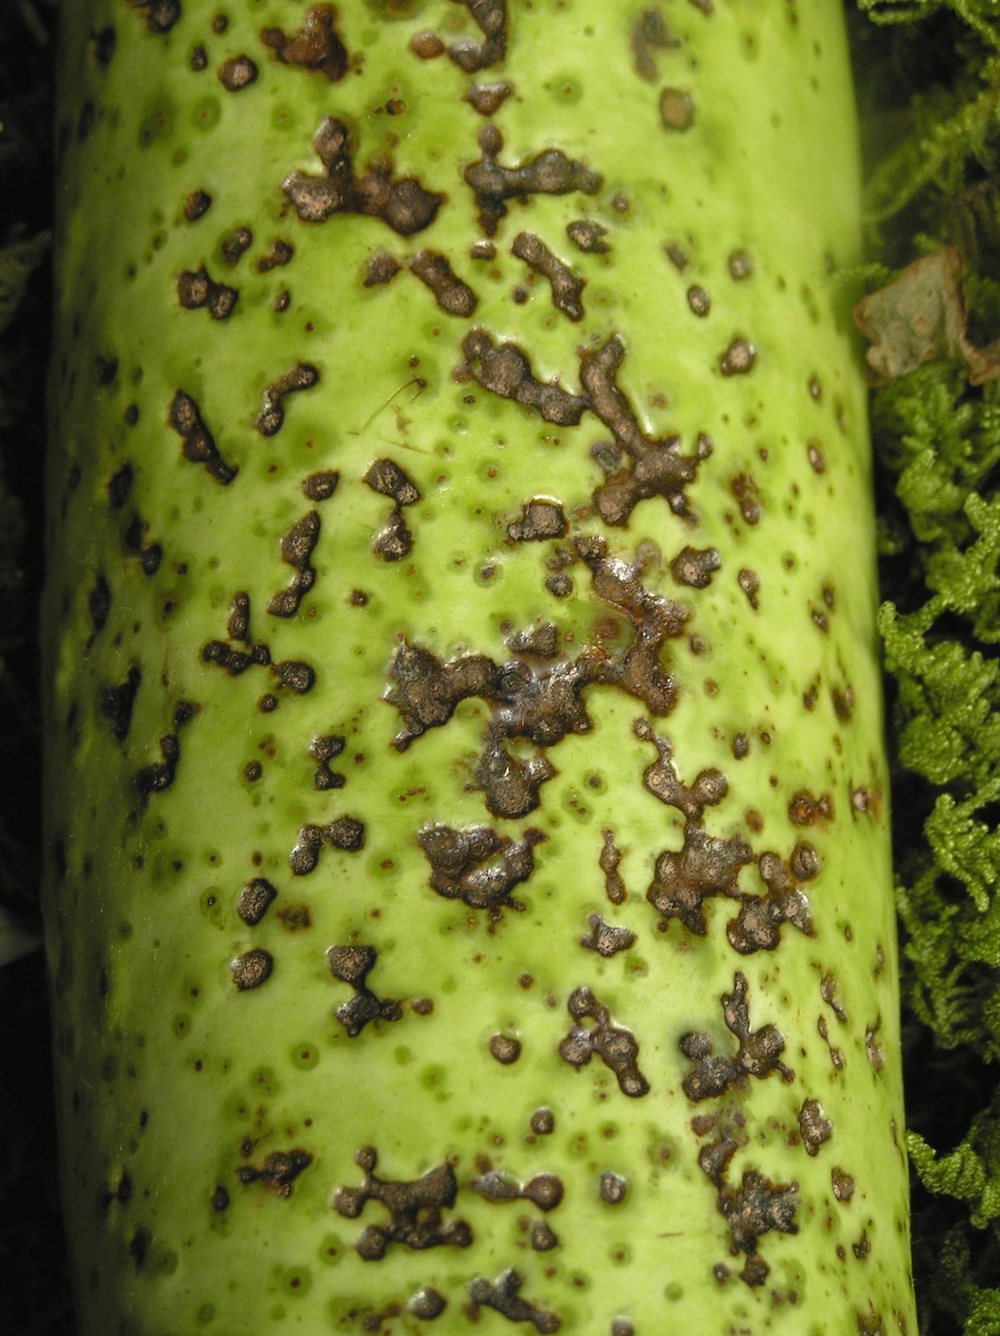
[244,761,262,782]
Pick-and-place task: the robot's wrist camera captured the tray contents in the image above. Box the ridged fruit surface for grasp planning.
[45,2,916,1333]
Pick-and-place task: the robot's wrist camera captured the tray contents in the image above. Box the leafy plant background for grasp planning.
[3,1,1000,1330]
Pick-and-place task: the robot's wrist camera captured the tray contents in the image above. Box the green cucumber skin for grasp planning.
[45,2,915,1333]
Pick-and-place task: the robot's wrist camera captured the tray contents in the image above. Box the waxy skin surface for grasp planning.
[45,1,917,1333]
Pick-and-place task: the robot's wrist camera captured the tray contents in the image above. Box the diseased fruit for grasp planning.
[44,2,917,1332]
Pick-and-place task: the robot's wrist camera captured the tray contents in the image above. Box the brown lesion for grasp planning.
[254,363,320,436]
[236,877,277,926]
[100,667,141,742]
[511,232,585,321]
[282,116,443,236]
[229,947,273,991]
[217,55,259,92]
[409,250,478,317]
[122,514,162,576]
[730,473,761,524]
[468,1270,560,1335]
[788,791,833,826]
[680,972,793,1102]
[727,848,814,954]
[461,329,588,426]
[465,81,512,116]
[558,985,649,1097]
[333,1146,473,1260]
[363,457,421,562]
[470,1167,563,1210]
[417,824,544,917]
[326,946,402,1037]
[134,702,197,802]
[253,239,294,274]
[168,390,238,484]
[176,268,238,320]
[580,912,635,957]
[236,1147,312,1196]
[129,0,179,34]
[566,219,609,254]
[599,829,627,904]
[386,538,687,818]
[202,592,316,694]
[797,1098,833,1156]
[260,5,349,81]
[507,500,567,543]
[364,252,401,287]
[631,8,679,80]
[183,190,212,222]
[288,815,365,875]
[310,734,346,790]
[267,510,320,617]
[412,0,508,73]
[670,546,721,589]
[221,226,253,266]
[464,124,601,236]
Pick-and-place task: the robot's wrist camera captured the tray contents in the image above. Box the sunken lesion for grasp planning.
[168,390,238,484]
[417,824,544,917]
[468,1269,560,1334]
[511,232,585,321]
[282,117,443,236]
[680,971,793,1102]
[333,1146,473,1260]
[260,4,348,81]
[267,510,320,617]
[464,124,601,236]
[558,985,650,1097]
[327,945,402,1037]
[386,539,686,818]
[176,268,238,320]
[254,363,320,437]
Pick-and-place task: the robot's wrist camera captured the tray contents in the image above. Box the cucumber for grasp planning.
[45,1,917,1333]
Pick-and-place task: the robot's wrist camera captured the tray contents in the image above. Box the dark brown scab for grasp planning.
[807,441,826,473]
[599,1171,627,1204]
[489,1034,522,1065]
[129,0,180,34]
[410,250,478,317]
[217,55,258,92]
[210,1184,230,1212]
[168,390,238,484]
[567,219,609,254]
[471,1168,561,1209]
[611,1321,634,1336]
[244,759,263,780]
[681,972,793,1102]
[788,791,833,826]
[720,339,757,376]
[558,985,649,1098]
[470,240,496,260]
[100,667,141,742]
[236,878,277,927]
[600,829,627,905]
[409,1288,448,1320]
[531,1220,558,1251]
[327,945,402,1037]
[728,250,753,280]
[469,1269,561,1334]
[369,506,412,561]
[853,1232,871,1261]
[91,26,117,64]
[123,403,139,426]
[531,1108,554,1135]
[687,285,711,317]
[334,1147,473,1259]
[310,734,345,790]
[254,239,294,274]
[410,30,446,59]
[260,5,348,81]
[418,824,543,917]
[211,13,228,32]
[302,470,340,501]
[221,226,253,265]
[665,243,688,271]
[727,850,813,955]
[466,81,512,116]
[236,1148,312,1196]
[512,232,585,322]
[865,1018,885,1072]
[255,363,319,436]
[282,116,443,236]
[363,458,420,506]
[730,473,761,524]
[94,354,118,386]
[267,510,320,618]
[440,0,508,73]
[190,44,208,71]
[831,1166,855,1202]
[660,87,694,131]
[632,7,679,80]
[258,693,278,712]
[581,913,635,958]
[798,1098,833,1156]
[122,514,163,576]
[732,733,749,759]
[545,572,572,599]
[508,623,559,659]
[670,546,720,589]
[737,569,760,610]
[464,124,601,236]
[230,947,273,991]
[462,329,588,425]
[183,190,212,222]
[508,500,567,542]
[134,710,192,802]
[288,815,364,875]
[581,336,710,526]
[176,267,238,320]
[364,252,401,287]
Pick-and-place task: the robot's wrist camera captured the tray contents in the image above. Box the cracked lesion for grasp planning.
[581,336,711,527]
[680,971,793,1102]
[268,510,320,618]
[386,538,686,817]
[566,219,609,254]
[469,1269,560,1334]
[333,1146,473,1260]
[283,116,443,236]
[580,913,635,957]
[260,4,348,81]
[558,985,649,1097]
[288,816,365,875]
[508,500,567,543]
[168,390,238,484]
[798,1098,833,1156]
[417,824,543,917]
[512,232,585,321]
[670,546,721,589]
[363,457,421,562]
[464,124,601,236]
[176,267,238,320]
[462,329,587,425]
[727,848,814,955]
[254,363,319,436]
[327,945,402,1037]
[409,250,478,317]
[236,1148,312,1196]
